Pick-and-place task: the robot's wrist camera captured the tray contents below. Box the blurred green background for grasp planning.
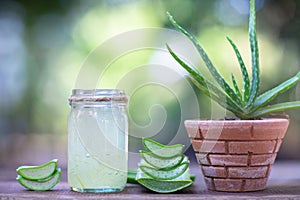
[0,0,300,168]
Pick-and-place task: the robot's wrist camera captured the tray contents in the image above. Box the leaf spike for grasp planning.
[167,12,242,106]
[246,0,260,108]
[226,36,250,102]
[231,73,242,100]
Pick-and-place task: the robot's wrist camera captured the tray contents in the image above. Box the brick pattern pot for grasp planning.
[185,118,289,192]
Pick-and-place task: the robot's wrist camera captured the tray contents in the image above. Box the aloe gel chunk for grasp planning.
[140,162,189,180]
[142,138,184,158]
[141,151,184,170]
[134,138,193,193]
[136,169,192,193]
[17,168,62,191]
[16,159,58,180]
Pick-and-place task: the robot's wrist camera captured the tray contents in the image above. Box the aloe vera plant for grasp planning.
[167,0,300,119]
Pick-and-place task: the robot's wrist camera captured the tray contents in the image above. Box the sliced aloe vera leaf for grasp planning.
[127,174,196,185]
[127,169,196,184]
[142,138,184,158]
[17,168,62,191]
[127,172,138,184]
[16,159,58,180]
[140,151,184,170]
[136,169,192,193]
[140,161,189,180]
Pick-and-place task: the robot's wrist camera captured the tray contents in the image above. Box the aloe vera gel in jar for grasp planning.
[68,89,128,193]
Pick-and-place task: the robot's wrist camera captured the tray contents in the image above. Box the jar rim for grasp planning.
[69,89,128,103]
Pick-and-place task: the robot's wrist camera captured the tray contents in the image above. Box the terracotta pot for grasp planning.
[185,118,289,192]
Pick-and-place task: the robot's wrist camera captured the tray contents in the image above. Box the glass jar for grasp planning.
[68,89,128,193]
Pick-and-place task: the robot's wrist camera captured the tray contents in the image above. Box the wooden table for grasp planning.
[1,161,300,200]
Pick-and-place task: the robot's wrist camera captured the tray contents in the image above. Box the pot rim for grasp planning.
[185,118,289,124]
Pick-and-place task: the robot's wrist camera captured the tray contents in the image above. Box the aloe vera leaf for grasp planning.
[128,169,138,175]
[167,44,243,113]
[250,101,300,118]
[167,45,224,98]
[136,168,193,193]
[188,77,243,114]
[226,37,250,102]
[231,73,242,100]
[246,0,260,108]
[140,161,189,180]
[166,44,217,92]
[16,159,58,181]
[140,151,184,170]
[127,169,196,184]
[136,178,192,193]
[127,171,138,184]
[142,138,184,158]
[251,71,300,111]
[17,168,62,191]
[167,12,242,106]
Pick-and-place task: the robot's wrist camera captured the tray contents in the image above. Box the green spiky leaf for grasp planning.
[188,77,243,114]
[251,101,300,118]
[167,12,242,106]
[166,0,300,119]
[226,37,250,102]
[231,73,242,100]
[167,44,243,113]
[246,0,260,108]
[252,71,300,111]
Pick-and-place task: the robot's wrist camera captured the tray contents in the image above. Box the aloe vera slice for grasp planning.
[127,169,139,184]
[16,159,58,180]
[142,138,184,158]
[17,168,62,191]
[136,169,192,193]
[140,161,189,180]
[127,169,196,184]
[140,151,184,170]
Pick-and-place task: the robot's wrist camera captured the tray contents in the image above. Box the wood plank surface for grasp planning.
[1,162,300,200]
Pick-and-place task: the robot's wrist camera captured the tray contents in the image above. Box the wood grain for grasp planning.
[1,162,300,199]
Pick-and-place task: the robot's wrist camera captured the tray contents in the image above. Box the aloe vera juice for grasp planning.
[68,89,128,193]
